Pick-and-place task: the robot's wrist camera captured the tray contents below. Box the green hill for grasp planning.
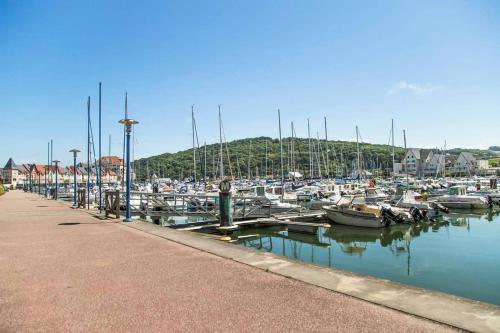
[488,158,500,167]
[132,137,406,180]
[445,148,498,160]
[132,138,500,181]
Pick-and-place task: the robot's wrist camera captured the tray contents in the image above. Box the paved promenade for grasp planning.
[0,191,455,332]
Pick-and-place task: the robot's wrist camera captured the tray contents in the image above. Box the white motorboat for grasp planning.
[432,186,490,209]
[395,191,448,218]
[308,192,342,210]
[363,187,388,204]
[324,196,412,228]
[296,186,319,201]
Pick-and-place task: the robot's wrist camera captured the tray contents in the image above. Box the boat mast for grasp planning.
[340,145,344,177]
[132,120,135,182]
[212,147,215,180]
[46,141,49,196]
[265,140,268,178]
[98,82,102,212]
[87,96,91,209]
[308,118,312,179]
[444,139,447,178]
[278,109,284,199]
[247,140,251,179]
[236,155,241,180]
[50,139,53,187]
[287,141,291,176]
[403,129,409,189]
[218,105,224,179]
[356,125,361,180]
[192,105,196,185]
[324,116,329,179]
[204,142,207,185]
[316,132,322,177]
[391,119,395,178]
[290,122,294,175]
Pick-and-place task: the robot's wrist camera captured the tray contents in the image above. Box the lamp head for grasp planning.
[119,118,139,126]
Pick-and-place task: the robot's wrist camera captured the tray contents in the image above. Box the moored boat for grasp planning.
[323,196,412,228]
[432,185,490,209]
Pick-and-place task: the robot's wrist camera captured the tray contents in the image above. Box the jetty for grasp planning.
[2,191,500,332]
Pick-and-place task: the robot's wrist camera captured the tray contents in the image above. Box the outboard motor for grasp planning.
[380,206,404,226]
[487,195,493,208]
[409,206,427,222]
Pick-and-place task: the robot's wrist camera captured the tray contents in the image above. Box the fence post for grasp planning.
[115,190,120,218]
[104,191,109,217]
[268,198,272,217]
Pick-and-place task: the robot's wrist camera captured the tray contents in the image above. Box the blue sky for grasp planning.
[1,0,500,165]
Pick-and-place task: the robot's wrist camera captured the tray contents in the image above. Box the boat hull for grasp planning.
[324,207,388,228]
[437,201,488,209]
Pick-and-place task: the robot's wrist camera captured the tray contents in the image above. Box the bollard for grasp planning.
[218,180,233,227]
[217,180,237,240]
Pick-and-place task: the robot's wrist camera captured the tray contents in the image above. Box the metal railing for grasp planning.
[102,191,295,220]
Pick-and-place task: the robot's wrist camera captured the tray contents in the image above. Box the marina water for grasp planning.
[234,209,500,306]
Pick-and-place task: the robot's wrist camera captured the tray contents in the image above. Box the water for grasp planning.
[233,209,500,306]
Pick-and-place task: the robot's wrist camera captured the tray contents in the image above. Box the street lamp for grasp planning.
[28,164,34,192]
[44,165,48,197]
[119,118,138,222]
[53,160,60,200]
[38,169,41,195]
[69,149,80,207]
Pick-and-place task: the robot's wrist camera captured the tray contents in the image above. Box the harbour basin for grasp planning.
[233,209,500,306]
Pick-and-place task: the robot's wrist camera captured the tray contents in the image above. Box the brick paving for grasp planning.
[0,191,456,332]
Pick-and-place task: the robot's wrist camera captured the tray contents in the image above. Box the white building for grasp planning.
[2,158,27,187]
[401,149,445,177]
[477,159,489,170]
[393,162,403,175]
[451,152,476,175]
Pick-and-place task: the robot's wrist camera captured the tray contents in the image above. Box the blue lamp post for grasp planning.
[69,149,80,207]
[29,164,34,192]
[44,166,48,197]
[53,160,60,200]
[119,118,138,222]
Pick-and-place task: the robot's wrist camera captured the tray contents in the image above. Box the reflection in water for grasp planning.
[324,224,415,274]
[234,210,500,306]
[236,219,458,263]
[161,215,209,225]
